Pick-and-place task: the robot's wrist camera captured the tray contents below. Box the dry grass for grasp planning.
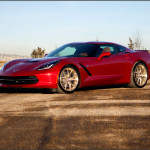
[0,61,6,68]
[0,61,6,63]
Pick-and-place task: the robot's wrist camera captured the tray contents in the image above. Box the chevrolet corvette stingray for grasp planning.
[0,41,150,93]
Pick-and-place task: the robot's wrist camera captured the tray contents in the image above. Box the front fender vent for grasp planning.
[80,64,92,76]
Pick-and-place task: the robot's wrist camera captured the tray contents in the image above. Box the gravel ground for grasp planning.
[0,70,150,149]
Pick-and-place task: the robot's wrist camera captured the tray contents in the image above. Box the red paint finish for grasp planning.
[0,41,150,90]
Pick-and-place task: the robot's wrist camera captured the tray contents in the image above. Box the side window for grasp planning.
[74,44,99,57]
[117,45,126,53]
[94,46,103,57]
[99,44,118,55]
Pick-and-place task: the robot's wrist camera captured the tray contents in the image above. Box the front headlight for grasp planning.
[37,60,61,71]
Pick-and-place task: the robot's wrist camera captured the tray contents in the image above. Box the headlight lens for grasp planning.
[37,60,61,71]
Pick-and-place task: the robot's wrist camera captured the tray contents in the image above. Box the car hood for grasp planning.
[0,57,64,76]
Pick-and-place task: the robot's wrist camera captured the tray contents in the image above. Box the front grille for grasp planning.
[0,76,38,85]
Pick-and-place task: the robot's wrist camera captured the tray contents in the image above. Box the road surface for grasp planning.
[0,80,150,149]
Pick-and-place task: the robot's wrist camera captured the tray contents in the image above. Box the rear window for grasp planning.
[117,45,126,53]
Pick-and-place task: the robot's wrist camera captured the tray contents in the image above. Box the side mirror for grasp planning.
[44,53,48,57]
[98,52,111,60]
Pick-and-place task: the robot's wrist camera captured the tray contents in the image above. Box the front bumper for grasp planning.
[0,76,38,84]
[0,72,58,89]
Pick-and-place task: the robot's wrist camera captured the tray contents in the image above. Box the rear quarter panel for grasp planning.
[126,50,150,79]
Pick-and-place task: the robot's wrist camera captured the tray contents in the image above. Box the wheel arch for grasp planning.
[132,60,149,72]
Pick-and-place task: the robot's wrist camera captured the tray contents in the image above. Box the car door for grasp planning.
[90,44,128,86]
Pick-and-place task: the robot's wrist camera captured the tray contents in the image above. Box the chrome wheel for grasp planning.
[59,67,79,92]
[134,64,148,86]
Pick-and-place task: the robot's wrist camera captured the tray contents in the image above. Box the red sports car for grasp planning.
[0,41,150,93]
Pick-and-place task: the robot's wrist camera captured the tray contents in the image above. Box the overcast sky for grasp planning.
[0,1,150,56]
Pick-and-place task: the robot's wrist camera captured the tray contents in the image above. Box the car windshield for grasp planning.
[46,44,100,57]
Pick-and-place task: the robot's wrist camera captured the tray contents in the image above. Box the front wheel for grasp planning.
[57,66,80,93]
[128,62,148,88]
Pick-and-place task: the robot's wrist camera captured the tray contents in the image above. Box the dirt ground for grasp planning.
[0,63,4,68]
[0,68,150,149]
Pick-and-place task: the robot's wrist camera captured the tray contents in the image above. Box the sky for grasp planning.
[0,1,150,56]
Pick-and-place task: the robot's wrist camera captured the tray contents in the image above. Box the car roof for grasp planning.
[68,41,120,45]
[67,41,129,49]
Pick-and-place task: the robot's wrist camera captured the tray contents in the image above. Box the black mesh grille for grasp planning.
[0,76,38,84]
[25,60,40,63]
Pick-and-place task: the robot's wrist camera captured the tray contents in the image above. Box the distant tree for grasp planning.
[133,31,143,50]
[31,47,45,58]
[128,37,134,50]
[128,30,146,50]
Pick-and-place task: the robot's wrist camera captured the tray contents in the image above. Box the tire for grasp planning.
[127,62,148,88]
[57,65,80,94]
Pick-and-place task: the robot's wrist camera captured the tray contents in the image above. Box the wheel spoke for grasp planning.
[69,78,78,81]
[71,82,75,87]
[69,69,73,77]
[138,78,142,85]
[67,69,70,76]
[64,83,68,89]
[68,82,72,89]
[62,72,65,77]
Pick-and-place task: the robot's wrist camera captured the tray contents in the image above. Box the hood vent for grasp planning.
[25,60,40,63]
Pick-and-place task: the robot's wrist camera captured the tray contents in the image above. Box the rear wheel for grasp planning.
[128,62,148,88]
[57,66,80,93]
